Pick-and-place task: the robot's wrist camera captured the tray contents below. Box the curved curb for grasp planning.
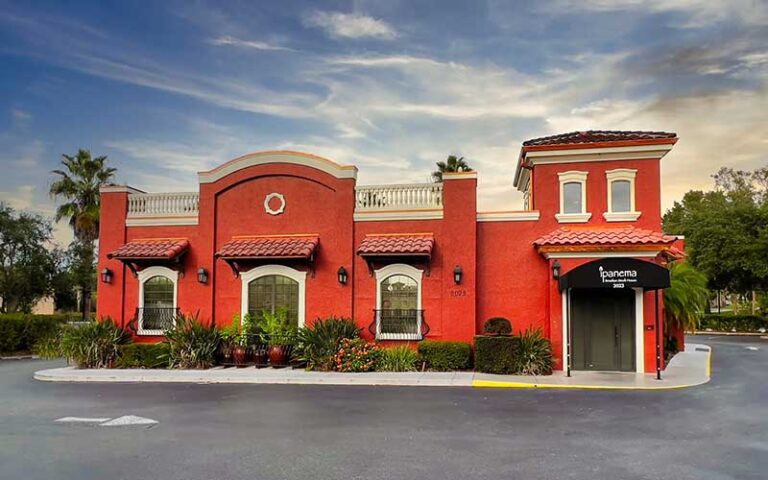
[473,346,712,390]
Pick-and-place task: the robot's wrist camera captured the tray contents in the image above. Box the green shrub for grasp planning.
[0,314,71,355]
[333,338,381,372]
[482,317,512,336]
[164,314,220,369]
[515,328,554,375]
[297,317,361,371]
[474,335,519,374]
[700,314,768,332]
[60,319,130,368]
[417,340,472,371]
[379,345,419,372]
[116,343,170,369]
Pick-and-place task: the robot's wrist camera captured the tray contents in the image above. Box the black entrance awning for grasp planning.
[559,257,670,291]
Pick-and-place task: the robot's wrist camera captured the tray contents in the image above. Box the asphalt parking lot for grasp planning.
[1,335,765,480]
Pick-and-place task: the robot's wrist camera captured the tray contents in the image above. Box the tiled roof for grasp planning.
[215,235,319,259]
[357,234,434,256]
[534,227,677,248]
[107,239,190,260]
[523,130,677,147]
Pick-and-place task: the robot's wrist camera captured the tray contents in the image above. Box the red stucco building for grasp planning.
[98,130,683,374]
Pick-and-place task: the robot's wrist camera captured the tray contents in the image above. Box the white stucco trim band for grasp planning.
[126,216,199,227]
[354,209,443,222]
[199,151,358,183]
[477,211,540,222]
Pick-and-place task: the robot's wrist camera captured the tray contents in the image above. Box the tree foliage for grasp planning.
[49,149,116,319]
[432,155,472,182]
[663,167,768,294]
[0,204,57,313]
[664,262,709,331]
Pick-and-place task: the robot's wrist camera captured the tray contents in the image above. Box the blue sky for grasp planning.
[0,0,766,245]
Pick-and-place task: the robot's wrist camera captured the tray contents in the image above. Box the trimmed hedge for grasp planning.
[700,314,768,332]
[116,343,171,369]
[474,335,519,374]
[483,317,512,336]
[417,340,472,371]
[0,314,74,355]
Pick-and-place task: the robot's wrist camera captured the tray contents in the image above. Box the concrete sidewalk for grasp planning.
[34,343,711,390]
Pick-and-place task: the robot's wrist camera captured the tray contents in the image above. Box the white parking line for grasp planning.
[55,417,111,423]
[99,415,158,426]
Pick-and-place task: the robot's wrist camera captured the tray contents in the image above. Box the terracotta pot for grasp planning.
[268,345,289,367]
[219,345,233,364]
[232,346,248,367]
[252,345,269,367]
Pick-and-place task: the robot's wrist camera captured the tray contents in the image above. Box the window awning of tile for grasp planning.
[107,238,190,275]
[215,234,319,276]
[533,226,677,256]
[357,233,435,275]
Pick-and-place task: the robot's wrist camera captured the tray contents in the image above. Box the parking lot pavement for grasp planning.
[1,335,766,480]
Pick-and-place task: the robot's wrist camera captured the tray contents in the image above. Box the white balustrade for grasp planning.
[355,183,443,211]
[127,192,199,218]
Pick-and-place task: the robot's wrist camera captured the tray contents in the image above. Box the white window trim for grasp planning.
[240,265,307,328]
[137,266,178,336]
[604,168,641,222]
[374,263,423,341]
[556,171,591,223]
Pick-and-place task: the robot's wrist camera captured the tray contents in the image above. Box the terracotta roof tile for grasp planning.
[107,239,189,260]
[523,130,676,147]
[357,234,434,256]
[216,235,319,259]
[534,226,677,248]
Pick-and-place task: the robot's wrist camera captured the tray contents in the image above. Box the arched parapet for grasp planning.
[198,150,358,184]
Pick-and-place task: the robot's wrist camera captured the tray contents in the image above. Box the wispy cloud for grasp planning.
[556,0,768,28]
[303,11,397,40]
[207,35,295,52]
[11,108,32,122]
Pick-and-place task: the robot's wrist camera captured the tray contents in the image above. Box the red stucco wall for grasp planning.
[97,145,675,372]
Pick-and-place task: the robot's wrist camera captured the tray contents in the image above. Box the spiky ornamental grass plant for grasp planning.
[59,318,130,368]
[378,345,419,372]
[514,327,554,376]
[296,317,360,371]
[664,262,709,332]
[164,314,220,369]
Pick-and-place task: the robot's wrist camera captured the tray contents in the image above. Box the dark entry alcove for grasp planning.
[571,289,635,371]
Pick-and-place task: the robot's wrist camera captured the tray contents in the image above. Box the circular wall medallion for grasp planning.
[264,192,286,215]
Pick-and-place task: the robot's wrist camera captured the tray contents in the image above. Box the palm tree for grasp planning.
[432,155,472,182]
[50,149,116,320]
[664,262,709,332]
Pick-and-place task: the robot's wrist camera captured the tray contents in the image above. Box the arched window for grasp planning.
[247,275,299,328]
[240,265,307,328]
[137,266,178,335]
[375,264,423,340]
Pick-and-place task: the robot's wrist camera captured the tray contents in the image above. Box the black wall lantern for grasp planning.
[197,267,209,284]
[100,268,113,284]
[337,266,348,285]
[453,265,463,285]
[552,260,561,280]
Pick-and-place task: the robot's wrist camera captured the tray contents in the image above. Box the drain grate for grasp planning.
[695,347,709,352]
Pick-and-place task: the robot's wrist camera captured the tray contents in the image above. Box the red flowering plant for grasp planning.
[333,338,382,372]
